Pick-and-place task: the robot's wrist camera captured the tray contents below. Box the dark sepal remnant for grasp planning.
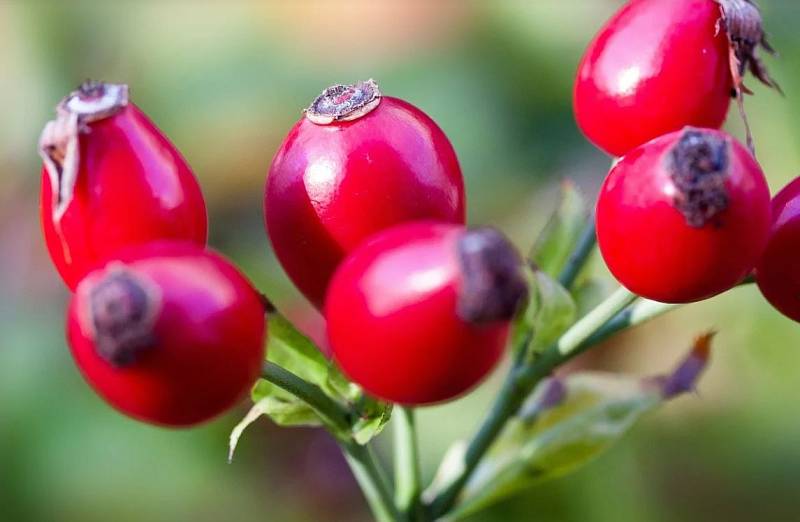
[669,129,730,228]
[716,0,780,152]
[716,0,780,94]
[659,332,714,399]
[76,79,108,100]
[457,227,529,324]
[88,267,159,367]
[305,79,382,125]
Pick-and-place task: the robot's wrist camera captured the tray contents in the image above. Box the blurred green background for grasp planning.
[2,1,800,521]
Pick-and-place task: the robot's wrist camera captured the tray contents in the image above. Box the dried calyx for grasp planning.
[715,0,780,152]
[716,0,778,93]
[456,227,529,324]
[305,79,381,125]
[85,265,160,367]
[669,128,730,228]
[658,332,714,399]
[59,80,129,121]
[39,81,129,221]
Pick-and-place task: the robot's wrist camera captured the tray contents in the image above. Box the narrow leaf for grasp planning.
[266,314,332,389]
[451,335,713,519]
[423,441,468,504]
[530,180,587,277]
[228,398,274,463]
[512,268,576,358]
[232,313,392,447]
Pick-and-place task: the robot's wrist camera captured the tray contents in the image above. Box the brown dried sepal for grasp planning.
[304,79,381,125]
[38,81,128,222]
[80,264,161,367]
[715,0,779,152]
[716,0,779,94]
[456,227,529,324]
[669,128,730,228]
[659,331,715,399]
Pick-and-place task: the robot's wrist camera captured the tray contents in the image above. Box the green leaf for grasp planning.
[263,314,358,405]
[229,385,324,462]
[450,335,712,519]
[528,270,576,355]
[513,268,576,358]
[251,380,323,427]
[265,314,333,392]
[352,394,394,445]
[230,313,392,452]
[229,376,331,462]
[529,180,587,278]
[423,441,468,505]
[570,277,610,316]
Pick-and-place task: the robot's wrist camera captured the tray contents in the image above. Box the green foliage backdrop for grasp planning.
[1,1,800,520]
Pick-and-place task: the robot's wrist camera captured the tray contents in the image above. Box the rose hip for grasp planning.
[325,222,527,405]
[757,177,800,322]
[574,0,776,157]
[596,127,770,303]
[265,80,465,309]
[40,81,208,289]
[67,242,265,426]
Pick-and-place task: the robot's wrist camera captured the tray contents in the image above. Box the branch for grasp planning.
[261,361,401,521]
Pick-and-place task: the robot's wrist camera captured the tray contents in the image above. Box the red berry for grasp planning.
[596,127,770,303]
[40,81,208,290]
[66,242,265,426]
[574,0,774,157]
[325,222,527,405]
[265,80,465,309]
[756,177,800,322]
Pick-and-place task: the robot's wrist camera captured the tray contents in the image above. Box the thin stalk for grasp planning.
[427,287,637,517]
[576,275,756,356]
[557,218,597,290]
[394,407,422,519]
[579,298,679,352]
[261,362,400,521]
[427,278,759,517]
[555,287,637,356]
[344,442,403,522]
[261,361,351,432]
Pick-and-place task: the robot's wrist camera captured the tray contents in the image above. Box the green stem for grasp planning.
[344,442,403,522]
[576,275,756,356]
[261,362,400,521]
[579,298,678,352]
[261,361,351,433]
[427,278,760,517]
[556,287,637,356]
[557,218,597,290]
[394,407,422,520]
[427,288,637,517]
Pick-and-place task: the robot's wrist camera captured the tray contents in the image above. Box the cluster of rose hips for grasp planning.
[576,0,799,321]
[37,0,799,439]
[40,83,266,426]
[39,75,528,426]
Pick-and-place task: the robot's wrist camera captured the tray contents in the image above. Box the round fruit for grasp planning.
[66,242,265,426]
[325,222,527,405]
[756,177,800,322]
[265,80,465,309]
[574,0,774,157]
[40,81,208,289]
[596,127,770,303]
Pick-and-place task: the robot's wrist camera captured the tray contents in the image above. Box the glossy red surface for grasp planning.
[756,177,800,322]
[574,0,731,157]
[265,96,465,309]
[41,103,208,289]
[67,242,266,426]
[325,222,508,405]
[596,128,770,303]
